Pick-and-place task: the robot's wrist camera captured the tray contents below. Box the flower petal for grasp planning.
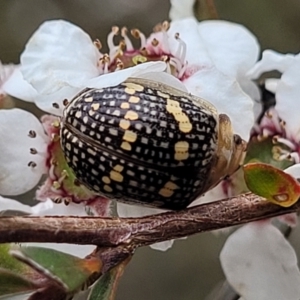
[220,222,300,300]
[169,0,195,21]
[198,21,259,78]
[34,86,80,116]
[83,61,166,89]
[284,164,300,179]
[0,196,52,215]
[0,109,49,195]
[274,55,300,139]
[2,67,38,102]
[138,71,187,92]
[183,66,254,140]
[247,50,296,79]
[21,20,100,95]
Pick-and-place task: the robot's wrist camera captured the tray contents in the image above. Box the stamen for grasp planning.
[28,161,37,168]
[52,102,59,109]
[28,130,36,138]
[94,39,102,50]
[174,34,187,65]
[30,148,37,154]
[274,136,296,150]
[107,26,120,59]
[131,29,146,49]
[121,27,134,51]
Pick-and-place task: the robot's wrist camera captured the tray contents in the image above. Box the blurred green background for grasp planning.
[1,1,300,299]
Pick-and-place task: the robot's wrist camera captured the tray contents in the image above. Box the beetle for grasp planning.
[60,77,247,210]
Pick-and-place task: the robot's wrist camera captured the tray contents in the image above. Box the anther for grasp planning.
[140,47,148,56]
[30,148,37,154]
[28,130,36,138]
[151,38,159,47]
[131,29,141,39]
[63,99,69,106]
[52,120,60,128]
[162,21,170,31]
[174,32,180,39]
[28,161,37,168]
[53,197,62,204]
[64,197,71,206]
[52,102,60,109]
[280,120,286,127]
[94,39,102,50]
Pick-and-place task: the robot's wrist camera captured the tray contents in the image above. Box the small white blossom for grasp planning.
[220,221,300,300]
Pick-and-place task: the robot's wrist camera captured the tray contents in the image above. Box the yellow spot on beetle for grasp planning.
[121,141,132,151]
[159,188,174,197]
[121,102,130,109]
[91,103,100,111]
[129,96,140,103]
[123,130,137,142]
[124,110,139,120]
[166,99,192,133]
[174,141,189,161]
[102,176,111,184]
[165,181,180,190]
[110,170,124,182]
[104,185,113,192]
[157,91,170,98]
[84,97,94,103]
[125,87,136,95]
[119,119,130,130]
[75,111,82,118]
[159,181,180,197]
[123,82,144,92]
[114,164,124,172]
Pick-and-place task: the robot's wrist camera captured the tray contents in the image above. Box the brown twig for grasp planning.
[0,193,299,247]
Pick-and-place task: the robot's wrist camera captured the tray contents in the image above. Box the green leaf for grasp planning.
[0,245,24,273]
[0,269,37,297]
[88,258,130,300]
[12,247,102,293]
[244,163,300,207]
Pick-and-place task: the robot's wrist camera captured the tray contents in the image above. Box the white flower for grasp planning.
[20,19,167,115]
[248,50,300,163]
[220,221,300,300]
[0,108,48,195]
